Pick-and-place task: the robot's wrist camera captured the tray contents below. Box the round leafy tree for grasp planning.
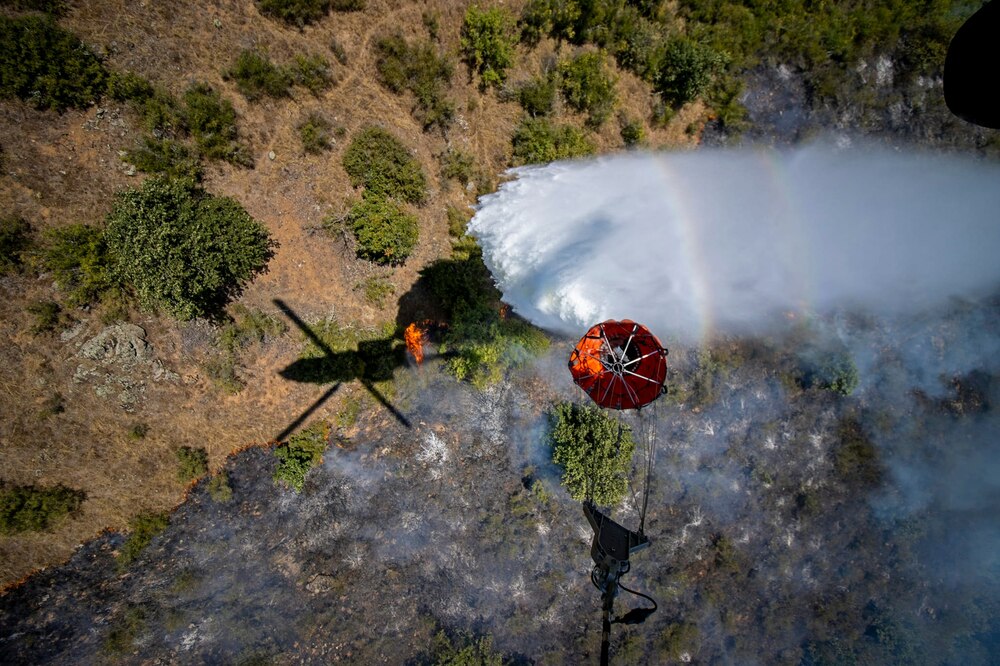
[105,177,275,320]
[550,401,635,506]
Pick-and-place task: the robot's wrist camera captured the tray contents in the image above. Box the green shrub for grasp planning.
[511,116,595,165]
[816,352,859,396]
[446,204,472,237]
[440,148,475,185]
[0,15,107,111]
[38,391,64,417]
[375,34,454,130]
[619,115,645,147]
[26,299,63,334]
[183,83,250,166]
[226,49,292,100]
[37,223,113,306]
[207,472,233,503]
[298,112,333,153]
[655,38,726,107]
[558,51,617,126]
[0,0,67,13]
[290,53,333,94]
[273,421,329,492]
[176,446,209,483]
[118,511,169,567]
[0,215,31,274]
[0,483,84,534]
[105,70,154,103]
[342,127,428,204]
[124,136,203,181]
[549,401,634,505]
[431,630,505,665]
[257,0,329,26]
[139,88,186,136]
[128,423,149,440]
[342,194,419,266]
[104,177,276,321]
[517,73,557,116]
[460,5,517,89]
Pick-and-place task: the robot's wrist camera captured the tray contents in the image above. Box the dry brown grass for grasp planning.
[0,0,706,586]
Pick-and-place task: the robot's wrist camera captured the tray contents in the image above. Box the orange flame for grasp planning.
[405,322,425,364]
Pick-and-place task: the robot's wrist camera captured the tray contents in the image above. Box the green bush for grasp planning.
[124,136,203,181]
[341,194,419,266]
[226,49,292,100]
[207,472,233,503]
[128,423,149,440]
[219,304,286,354]
[37,223,113,306]
[104,177,276,321]
[517,73,557,116]
[0,215,31,274]
[654,38,726,107]
[290,53,333,94]
[105,70,154,103]
[460,5,517,89]
[619,115,645,147]
[257,0,329,26]
[342,127,428,204]
[446,204,472,237]
[549,401,634,505]
[118,511,169,567]
[816,352,859,396]
[183,83,250,166]
[431,630,505,665]
[298,112,333,153]
[440,148,475,185]
[26,299,64,334]
[273,421,329,492]
[0,15,107,111]
[511,116,595,165]
[558,51,617,126]
[375,34,454,130]
[0,483,84,534]
[176,446,209,483]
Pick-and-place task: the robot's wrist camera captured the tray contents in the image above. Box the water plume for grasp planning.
[470,144,1000,342]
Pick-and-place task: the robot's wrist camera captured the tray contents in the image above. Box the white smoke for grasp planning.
[469,144,1000,342]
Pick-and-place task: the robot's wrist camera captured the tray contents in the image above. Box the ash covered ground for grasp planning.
[2,296,999,664]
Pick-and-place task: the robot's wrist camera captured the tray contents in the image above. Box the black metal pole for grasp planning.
[600,583,616,666]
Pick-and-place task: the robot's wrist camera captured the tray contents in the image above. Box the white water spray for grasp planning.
[469,144,1000,342]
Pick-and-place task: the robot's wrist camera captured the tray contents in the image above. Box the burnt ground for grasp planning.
[2,296,999,663]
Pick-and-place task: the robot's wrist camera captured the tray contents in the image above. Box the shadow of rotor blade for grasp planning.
[273,298,335,357]
[274,383,341,442]
[361,379,412,429]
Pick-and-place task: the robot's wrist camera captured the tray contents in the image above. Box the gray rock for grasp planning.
[78,324,152,368]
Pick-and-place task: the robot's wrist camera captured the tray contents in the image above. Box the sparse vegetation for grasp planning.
[446,204,471,238]
[549,401,635,505]
[460,5,517,89]
[619,115,645,147]
[0,14,107,111]
[291,53,333,94]
[104,177,276,321]
[356,275,395,307]
[176,446,209,484]
[511,116,595,165]
[342,127,428,204]
[128,423,150,440]
[375,34,454,131]
[430,630,505,665]
[124,137,203,181]
[273,421,329,492]
[0,483,84,534]
[834,417,882,487]
[118,511,169,567]
[440,148,475,186]
[226,49,293,100]
[340,194,419,266]
[257,0,329,26]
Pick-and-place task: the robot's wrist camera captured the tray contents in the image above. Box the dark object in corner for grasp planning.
[945,1,1000,129]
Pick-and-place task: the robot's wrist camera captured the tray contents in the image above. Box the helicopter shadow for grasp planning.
[272,298,411,441]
